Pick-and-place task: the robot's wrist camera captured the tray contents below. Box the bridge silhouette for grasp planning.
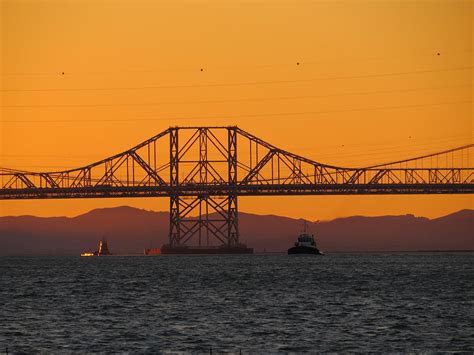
[1,126,473,248]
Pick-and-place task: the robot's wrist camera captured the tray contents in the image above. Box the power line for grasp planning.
[1,99,471,124]
[2,142,472,171]
[1,66,471,93]
[2,133,471,162]
[1,49,471,77]
[259,134,474,166]
[293,132,474,152]
[315,141,474,164]
[1,84,470,109]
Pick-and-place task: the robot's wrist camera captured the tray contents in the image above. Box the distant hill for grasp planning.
[0,207,473,255]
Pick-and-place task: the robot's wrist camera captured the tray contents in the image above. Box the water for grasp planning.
[1,253,473,353]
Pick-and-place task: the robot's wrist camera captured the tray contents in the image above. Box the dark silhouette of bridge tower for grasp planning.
[1,126,473,249]
[168,127,240,248]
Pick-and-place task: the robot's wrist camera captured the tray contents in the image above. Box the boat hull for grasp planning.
[287,246,322,255]
[144,248,161,256]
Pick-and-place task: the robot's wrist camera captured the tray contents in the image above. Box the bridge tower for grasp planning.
[167,127,240,249]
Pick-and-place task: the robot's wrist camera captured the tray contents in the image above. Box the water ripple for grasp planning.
[0,253,473,352]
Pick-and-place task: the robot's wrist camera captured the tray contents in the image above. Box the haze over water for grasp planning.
[1,253,473,352]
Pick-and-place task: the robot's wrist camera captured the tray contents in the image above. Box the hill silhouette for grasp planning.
[0,207,472,255]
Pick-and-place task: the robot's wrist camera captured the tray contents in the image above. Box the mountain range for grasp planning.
[0,207,472,255]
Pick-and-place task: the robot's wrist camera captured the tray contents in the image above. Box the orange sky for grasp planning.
[1,0,473,220]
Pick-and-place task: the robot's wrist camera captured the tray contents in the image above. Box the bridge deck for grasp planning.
[1,183,473,200]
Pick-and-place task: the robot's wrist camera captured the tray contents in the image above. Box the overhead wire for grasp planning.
[2,144,473,173]
[1,99,470,124]
[1,84,470,109]
[2,59,471,168]
[1,66,471,93]
[1,133,472,164]
[1,48,471,77]
[316,143,474,167]
[303,136,474,160]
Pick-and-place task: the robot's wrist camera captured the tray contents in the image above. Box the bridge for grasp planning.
[1,126,473,248]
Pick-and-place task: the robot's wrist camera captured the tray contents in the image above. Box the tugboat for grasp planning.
[287,222,323,255]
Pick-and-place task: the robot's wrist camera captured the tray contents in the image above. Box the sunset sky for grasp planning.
[1,0,472,220]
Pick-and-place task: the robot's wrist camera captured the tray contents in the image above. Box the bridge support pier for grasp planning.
[168,194,240,248]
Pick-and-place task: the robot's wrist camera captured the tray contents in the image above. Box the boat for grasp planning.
[144,248,161,256]
[287,222,323,255]
[80,237,113,256]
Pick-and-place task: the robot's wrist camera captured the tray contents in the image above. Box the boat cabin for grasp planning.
[296,233,316,247]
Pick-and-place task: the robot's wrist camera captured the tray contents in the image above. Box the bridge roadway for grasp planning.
[1,182,473,200]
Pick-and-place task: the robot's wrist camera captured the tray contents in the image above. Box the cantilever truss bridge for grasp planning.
[1,126,473,248]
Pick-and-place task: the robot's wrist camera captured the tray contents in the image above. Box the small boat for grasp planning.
[81,237,112,256]
[288,222,323,255]
[144,248,161,256]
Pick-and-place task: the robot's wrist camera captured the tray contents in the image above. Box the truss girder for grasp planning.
[2,128,472,192]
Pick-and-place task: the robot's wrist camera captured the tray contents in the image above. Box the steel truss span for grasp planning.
[1,126,473,248]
